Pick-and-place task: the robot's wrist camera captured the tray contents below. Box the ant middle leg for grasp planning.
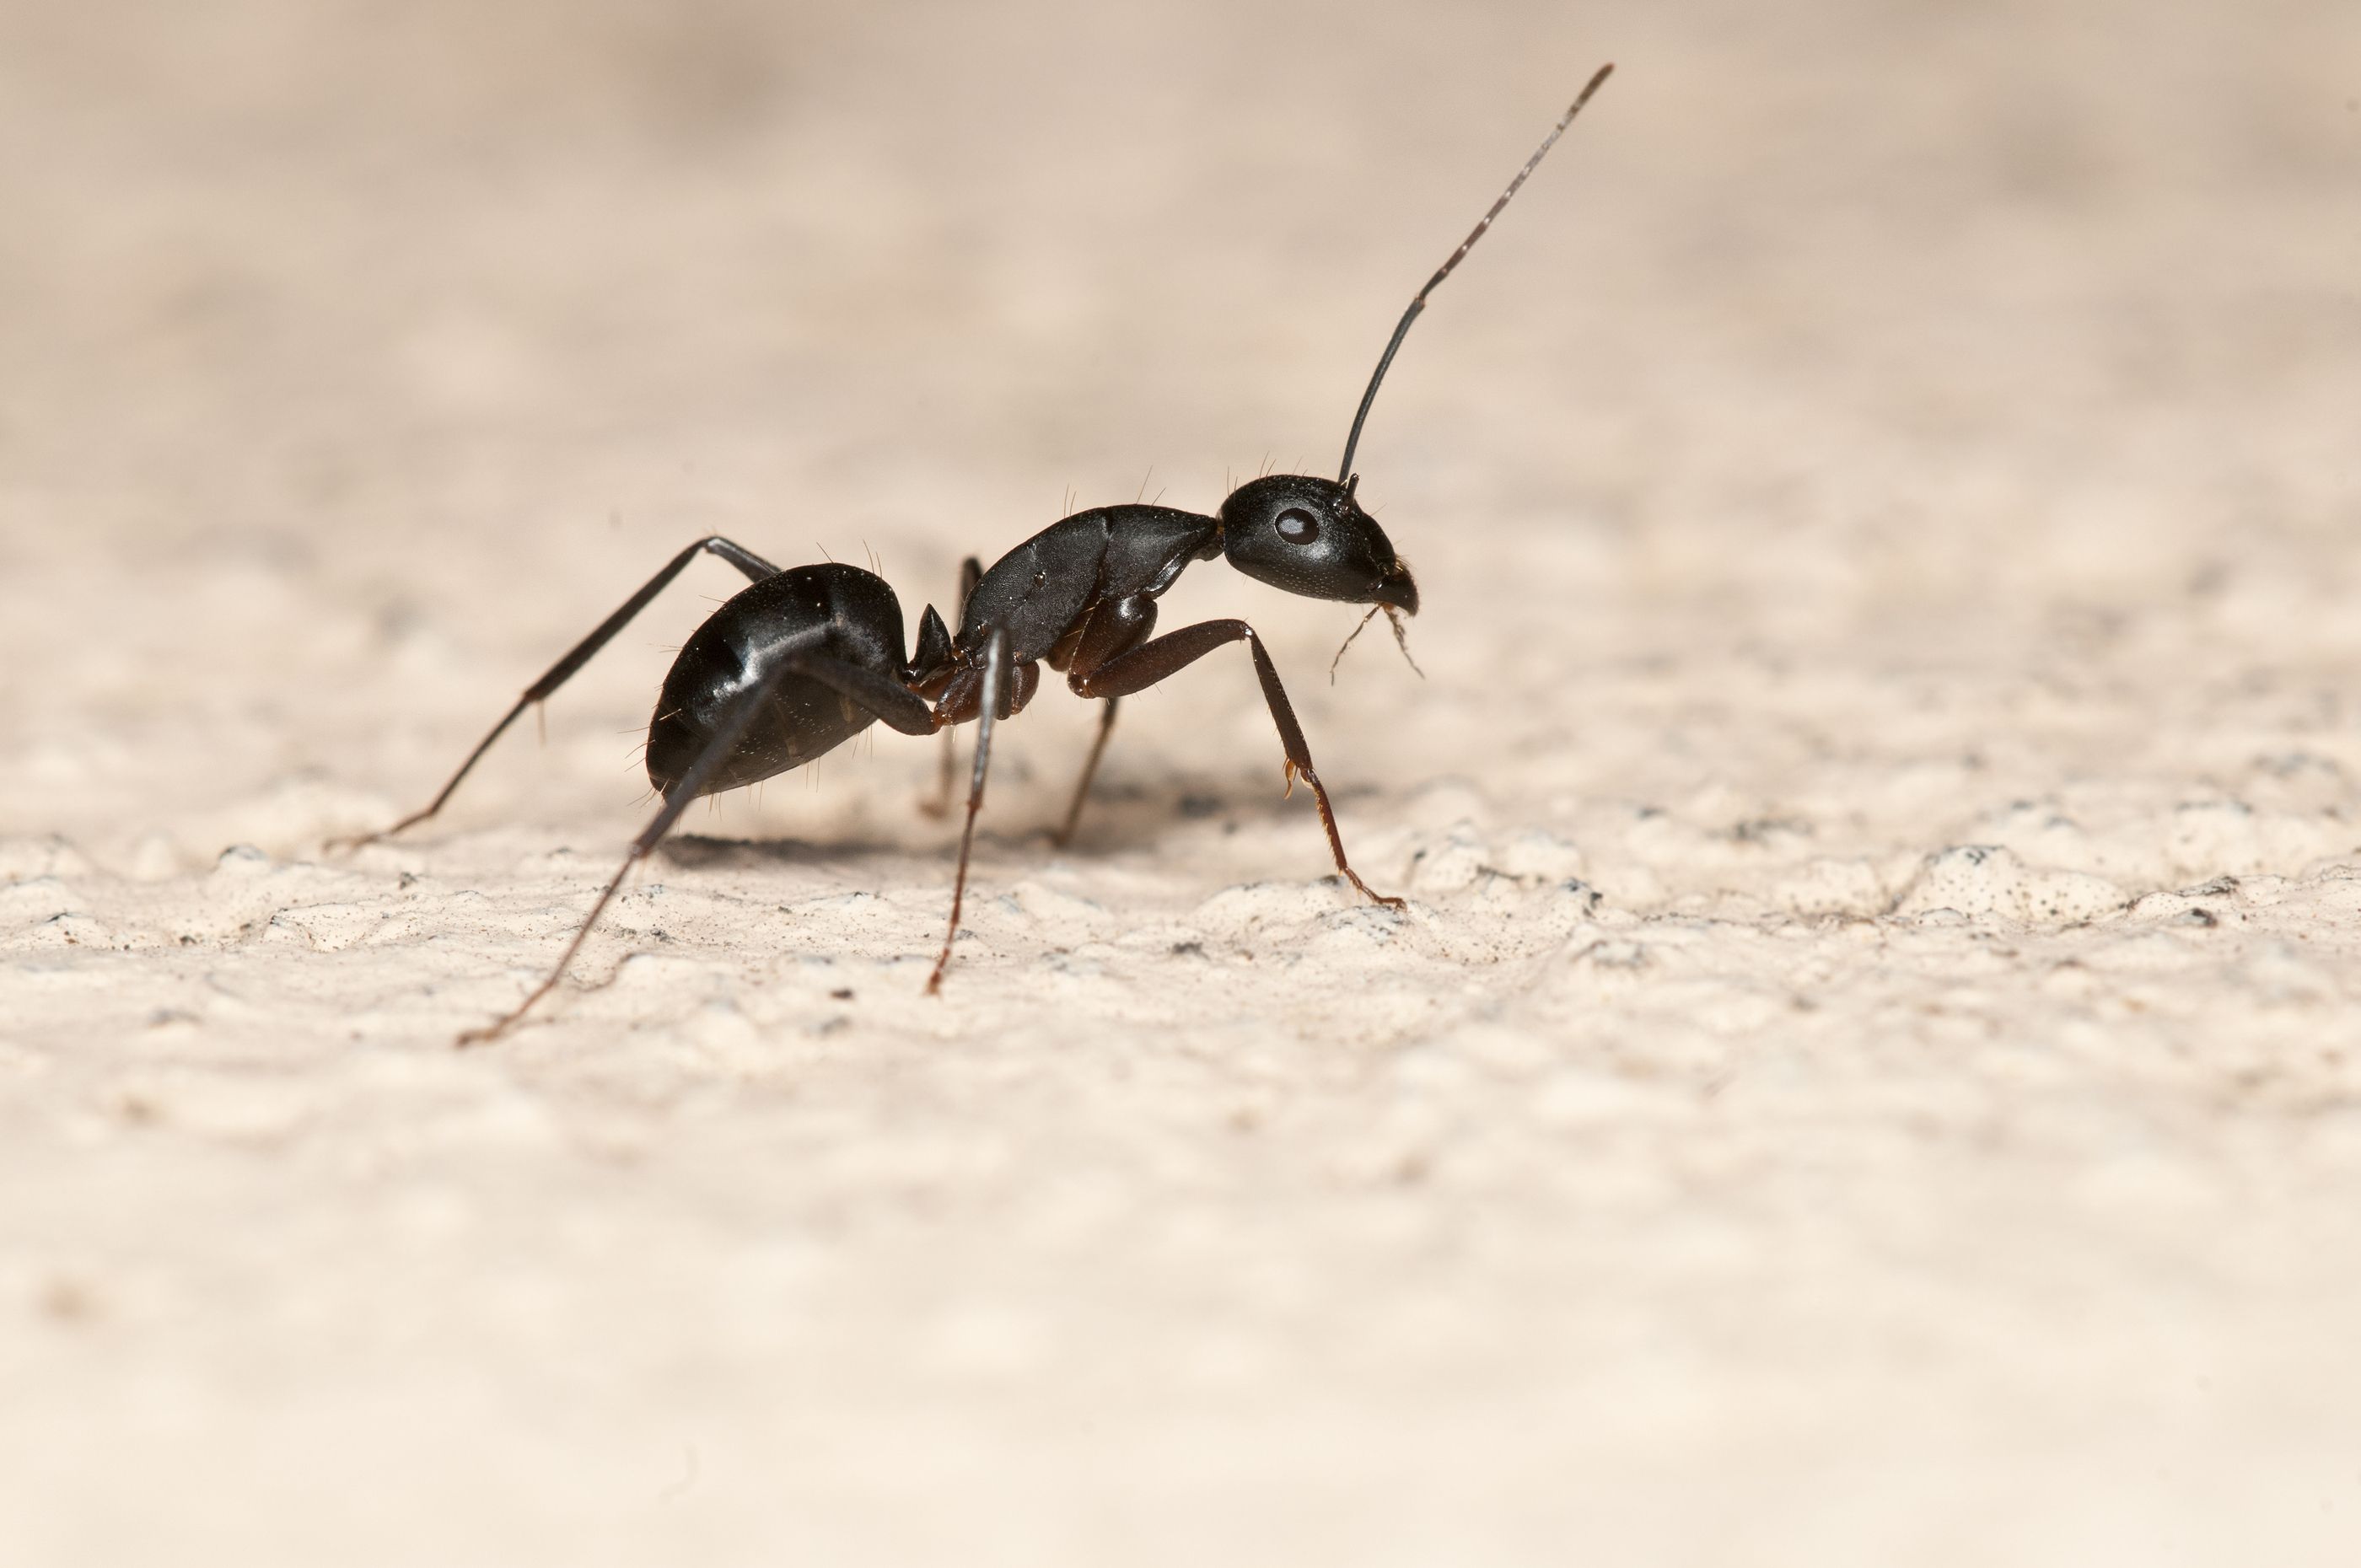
[927,628,1012,994]
[920,556,986,819]
[337,536,783,851]
[1072,619,1404,908]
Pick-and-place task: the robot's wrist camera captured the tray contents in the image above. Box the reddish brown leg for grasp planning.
[1073,620,1403,907]
[1051,698,1120,848]
[1050,594,1160,848]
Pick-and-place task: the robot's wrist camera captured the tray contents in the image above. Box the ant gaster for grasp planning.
[337,65,1614,1043]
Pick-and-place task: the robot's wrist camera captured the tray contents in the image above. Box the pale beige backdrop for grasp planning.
[3,1,2358,1563]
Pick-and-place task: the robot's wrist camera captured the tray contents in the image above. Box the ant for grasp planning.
[337,65,1614,1044]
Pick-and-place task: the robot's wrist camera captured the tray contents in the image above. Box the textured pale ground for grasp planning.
[3,2,2359,1563]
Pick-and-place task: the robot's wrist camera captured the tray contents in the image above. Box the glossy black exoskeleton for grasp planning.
[644,562,929,798]
[897,66,1609,990]
[340,546,947,1042]
[895,477,1425,994]
[339,65,1613,1041]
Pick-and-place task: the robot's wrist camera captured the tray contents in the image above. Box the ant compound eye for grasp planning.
[1275,507,1320,545]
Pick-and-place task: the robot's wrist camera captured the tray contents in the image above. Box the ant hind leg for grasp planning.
[336,536,783,851]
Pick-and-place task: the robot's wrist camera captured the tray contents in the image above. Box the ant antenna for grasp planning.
[1329,604,1427,685]
[1336,62,1614,483]
[1330,606,1380,682]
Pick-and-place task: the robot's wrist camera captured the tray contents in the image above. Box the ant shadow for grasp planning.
[656,833,906,872]
[655,766,1379,874]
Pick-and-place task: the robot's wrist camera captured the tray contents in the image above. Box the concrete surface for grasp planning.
[3,1,2358,1562]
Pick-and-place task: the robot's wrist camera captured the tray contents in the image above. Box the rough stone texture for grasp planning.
[3,1,2358,1563]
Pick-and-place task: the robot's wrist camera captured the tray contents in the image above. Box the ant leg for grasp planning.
[458,636,923,1044]
[1051,594,1157,847]
[1074,620,1404,908]
[783,656,939,738]
[927,627,1008,994]
[338,537,784,851]
[455,819,660,1048]
[1051,698,1119,849]
[921,556,986,819]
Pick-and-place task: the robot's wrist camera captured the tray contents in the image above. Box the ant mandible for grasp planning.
[337,65,1614,1043]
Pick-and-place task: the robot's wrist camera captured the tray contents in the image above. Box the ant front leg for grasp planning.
[920,556,986,819]
[1052,697,1120,849]
[457,636,937,1046]
[337,536,783,851]
[1072,619,1405,908]
[1051,593,1158,847]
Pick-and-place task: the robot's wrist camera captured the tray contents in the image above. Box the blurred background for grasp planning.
[3,1,2358,1564]
[4,0,2353,854]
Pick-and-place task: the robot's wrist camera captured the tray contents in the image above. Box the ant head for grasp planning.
[1225,64,1606,631]
[1218,473,1417,615]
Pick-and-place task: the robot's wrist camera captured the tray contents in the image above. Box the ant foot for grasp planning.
[1342,868,1406,910]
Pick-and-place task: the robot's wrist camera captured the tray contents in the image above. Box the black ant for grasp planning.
[337,65,1614,1044]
